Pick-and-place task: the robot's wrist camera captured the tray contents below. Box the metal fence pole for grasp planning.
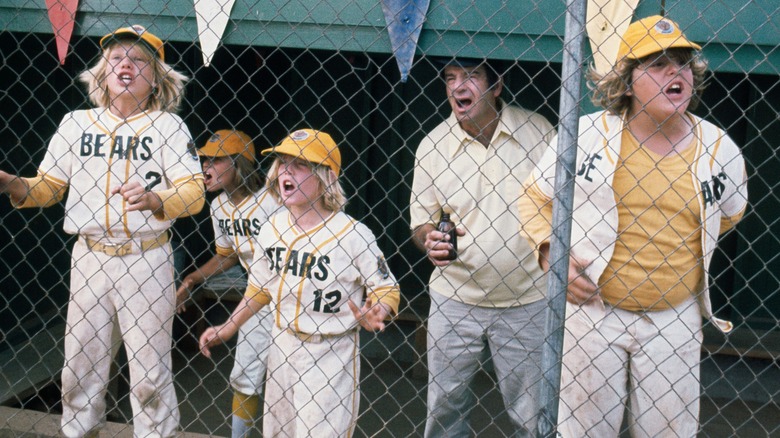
[535,0,587,436]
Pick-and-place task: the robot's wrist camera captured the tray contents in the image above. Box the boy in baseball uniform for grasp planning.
[0,25,204,437]
[520,15,747,437]
[199,129,400,437]
[176,129,279,437]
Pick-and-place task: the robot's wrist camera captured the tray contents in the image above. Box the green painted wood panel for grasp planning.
[0,0,777,72]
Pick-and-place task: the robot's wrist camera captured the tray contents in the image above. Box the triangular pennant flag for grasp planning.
[45,0,79,65]
[586,0,639,74]
[195,0,237,67]
[381,0,430,82]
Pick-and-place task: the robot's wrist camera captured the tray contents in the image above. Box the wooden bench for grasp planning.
[393,304,428,379]
[0,406,214,437]
[0,322,65,406]
[188,267,247,338]
[702,324,780,361]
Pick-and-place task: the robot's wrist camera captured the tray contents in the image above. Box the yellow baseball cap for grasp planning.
[617,16,701,62]
[198,130,255,162]
[262,129,341,176]
[100,25,165,61]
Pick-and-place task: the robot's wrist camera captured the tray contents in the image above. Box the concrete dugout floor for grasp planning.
[3,321,780,437]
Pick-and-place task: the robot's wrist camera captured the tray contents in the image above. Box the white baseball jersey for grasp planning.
[209,189,280,396]
[37,108,202,237]
[210,189,280,269]
[247,210,400,335]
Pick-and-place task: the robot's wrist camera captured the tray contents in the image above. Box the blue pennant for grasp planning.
[381,0,431,82]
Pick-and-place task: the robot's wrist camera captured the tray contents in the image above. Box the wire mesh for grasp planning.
[0,1,778,437]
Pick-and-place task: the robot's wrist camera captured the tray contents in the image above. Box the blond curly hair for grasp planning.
[79,40,188,113]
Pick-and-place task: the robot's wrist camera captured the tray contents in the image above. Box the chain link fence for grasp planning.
[0,0,778,436]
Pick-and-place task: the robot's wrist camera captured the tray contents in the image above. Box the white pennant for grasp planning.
[195,0,236,66]
[586,0,640,74]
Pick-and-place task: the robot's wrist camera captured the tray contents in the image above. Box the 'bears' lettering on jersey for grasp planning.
[701,171,727,207]
[80,133,153,160]
[576,152,602,182]
[265,247,329,281]
[218,218,263,237]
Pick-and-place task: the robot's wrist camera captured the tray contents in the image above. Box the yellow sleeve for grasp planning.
[719,206,746,235]
[215,245,236,258]
[244,283,272,306]
[14,175,67,208]
[518,179,554,260]
[370,286,401,316]
[153,178,205,220]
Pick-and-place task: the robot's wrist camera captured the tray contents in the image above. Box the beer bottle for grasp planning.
[437,212,457,260]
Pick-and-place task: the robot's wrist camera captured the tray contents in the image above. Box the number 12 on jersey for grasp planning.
[312,289,342,313]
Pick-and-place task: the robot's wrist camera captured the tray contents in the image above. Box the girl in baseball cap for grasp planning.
[200,128,400,437]
[196,129,261,196]
[262,128,346,216]
[519,14,747,437]
[179,129,279,438]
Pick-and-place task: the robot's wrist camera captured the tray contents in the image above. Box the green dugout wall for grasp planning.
[2,0,778,73]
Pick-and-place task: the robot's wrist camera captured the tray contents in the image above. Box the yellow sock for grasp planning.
[232,391,259,421]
